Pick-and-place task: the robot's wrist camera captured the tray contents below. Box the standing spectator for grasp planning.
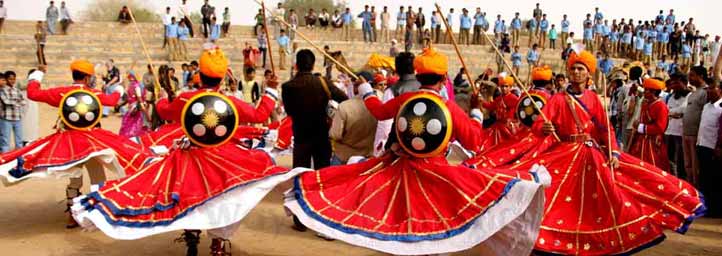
[59,1,72,35]
[162,7,172,49]
[665,73,690,178]
[415,7,425,45]
[658,27,670,59]
[166,17,179,61]
[46,1,59,35]
[178,0,194,37]
[404,6,416,51]
[681,42,692,68]
[358,5,372,43]
[380,6,390,43]
[697,85,722,217]
[177,20,190,61]
[396,6,406,41]
[329,72,377,165]
[527,15,537,47]
[493,15,504,41]
[643,37,654,64]
[0,72,24,152]
[532,3,542,39]
[277,29,290,70]
[634,32,645,61]
[34,21,47,65]
[684,18,695,46]
[446,8,455,43]
[511,45,522,75]
[281,49,348,170]
[527,43,540,68]
[318,8,329,29]
[305,8,317,29]
[682,66,709,187]
[510,12,521,46]
[473,8,485,45]
[459,8,471,45]
[0,1,6,34]
[583,14,594,50]
[272,2,286,38]
[221,7,230,37]
[257,26,268,69]
[209,16,221,42]
[14,70,39,145]
[560,14,570,48]
[288,9,298,40]
[370,6,378,42]
[548,24,558,49]
[539,14,549,48]
[117,6,131,24]
[200,0,213,38]
[711,35,721,65]
[341,8,352,41]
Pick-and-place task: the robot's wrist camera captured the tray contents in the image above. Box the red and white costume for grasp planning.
[628,98,670,172]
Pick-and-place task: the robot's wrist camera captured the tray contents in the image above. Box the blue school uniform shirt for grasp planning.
[583,27,593,39]
[475,13,485,26]
[178,26,190,40]
[511,52,522,67]
[657,61,669,72]
[594,23,604,34]
[397,12,406,25]
[358,11,371,27]
[528,19,537,30]
[643,42,653,55]
[666,15,675,24]
[494,20,504,33]
[277,35,290,47]
[635,37,645,50]
[648,30,657,42]
[682,44,692,58]
[540,19,549,31]
[431,15,438,27]
[342,12,353,24]
[622,32,632,44]
[659,31,669,43]
[460,15,472,29]
[166,23,179,38]
[447,13,454,27]
[561,20,570,32]
[602,25,610,36]
[594,12,603,21]
[511,17,521,29]
[526,50,539,63]
[599,58,614,74]
[610,31,619,42]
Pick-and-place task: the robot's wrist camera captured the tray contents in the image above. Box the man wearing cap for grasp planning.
[153,45,281,254]
[627,78,670,171]
[22,60,146,228]
[329,71,378,165]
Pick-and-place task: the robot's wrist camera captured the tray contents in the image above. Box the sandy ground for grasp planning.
[0,103,721,256]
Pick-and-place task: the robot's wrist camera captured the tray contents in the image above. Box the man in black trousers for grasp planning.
[200,0,213,38]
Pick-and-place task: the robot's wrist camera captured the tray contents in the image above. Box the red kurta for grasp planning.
[480,92,521,151]
[0,81,149,183]
[628,99,670,172]
[284,89,548,255]
[467,89,703,255]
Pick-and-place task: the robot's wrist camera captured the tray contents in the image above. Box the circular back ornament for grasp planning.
[58,89,102,130]
[516,93,547,127]
[180,92,239,147]
[395,93,453,158]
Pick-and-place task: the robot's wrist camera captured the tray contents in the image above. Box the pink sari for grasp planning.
[119,76,149,138]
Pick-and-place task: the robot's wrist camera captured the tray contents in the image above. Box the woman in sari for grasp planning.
[118,72,149,138]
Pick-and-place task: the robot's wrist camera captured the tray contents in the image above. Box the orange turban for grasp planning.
[70,60,95,75]
[531,66,553,81]
[413,48,448,75]
[497,73,515,86]
[567,50,597,74]
[199,45,229,78]
[643,78,666,90]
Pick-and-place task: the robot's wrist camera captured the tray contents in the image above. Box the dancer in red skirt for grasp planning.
[478,72,520,152]
[469,47,704,255]
[285,48,549,255]
[72,46,303,256]
[0,60,151,228]
[627,78,670,172]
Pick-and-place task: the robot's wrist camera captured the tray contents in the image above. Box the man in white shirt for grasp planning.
[162,7,172,49]
[177,0,193,37]
[46,1,59,34]
[664,73,690,178]
[696,85,722,218]
[380,6,390,43]
[0,1,7,34]
[273,2,286,38]
[59,1,71,35]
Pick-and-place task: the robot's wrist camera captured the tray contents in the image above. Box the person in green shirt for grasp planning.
[254,8,264,36]
[548,24,558,49]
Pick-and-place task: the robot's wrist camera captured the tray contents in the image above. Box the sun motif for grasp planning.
[75,103,89,115]
[409,117,426,135]
[201,110,220,128]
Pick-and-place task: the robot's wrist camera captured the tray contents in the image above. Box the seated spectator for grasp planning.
[118,6,131,24]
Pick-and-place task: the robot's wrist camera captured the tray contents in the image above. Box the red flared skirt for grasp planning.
[628,134,670,172]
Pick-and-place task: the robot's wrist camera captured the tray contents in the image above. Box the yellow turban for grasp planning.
[70,60,95,75]
[567,50,597,74]
[199,45,229,78]
[531,65,553,81]
[413,48,448,75]
[497,73,515,86]
[643,78,666,90]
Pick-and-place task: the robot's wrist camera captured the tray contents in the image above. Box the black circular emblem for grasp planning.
[395,94,453,158]
[181,92,239,147]
[59,89,102,130]
[516,93,547,127]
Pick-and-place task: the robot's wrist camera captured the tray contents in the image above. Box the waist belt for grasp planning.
[560,134,597,147]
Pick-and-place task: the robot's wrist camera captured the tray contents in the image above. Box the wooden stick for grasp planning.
[253,0,358,80]
[601,75,616,178]
[127,7,162,101]
[434,4,477,94]
[260,1,275,74]
[477,18,560,141]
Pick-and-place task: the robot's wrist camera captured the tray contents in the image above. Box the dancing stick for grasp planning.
[601,75,616,177]
[127,7,162,101]
[260,1,276,73]
[253,0,358,80]
[475,12,560,141]
[434,4,477,94]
